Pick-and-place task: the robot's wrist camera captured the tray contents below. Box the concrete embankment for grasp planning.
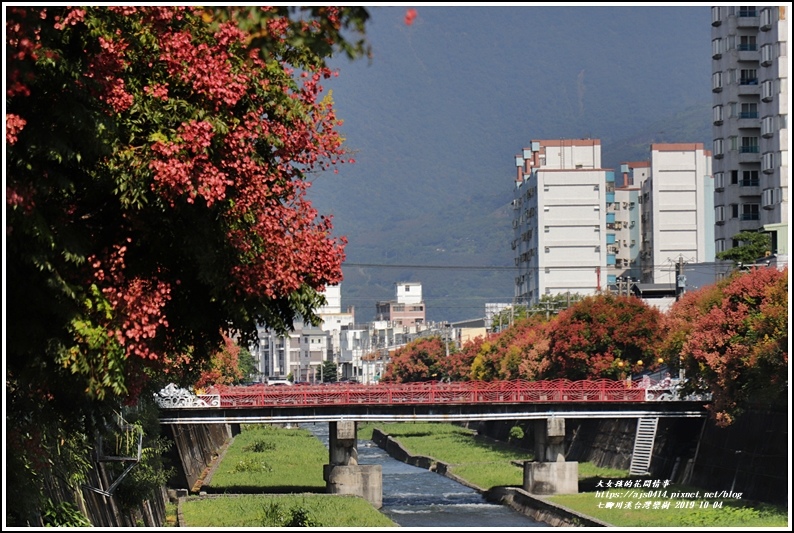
[370,428,610,527]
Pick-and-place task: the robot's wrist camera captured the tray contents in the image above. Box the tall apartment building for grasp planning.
[641,144,714,283]
[711,6,789,256]
[512,139,610,306]
[512,140,715,304]
[613,161,649,280]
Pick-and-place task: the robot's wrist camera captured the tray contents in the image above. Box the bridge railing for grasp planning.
[170,379,648,409]
[155,378,710,410]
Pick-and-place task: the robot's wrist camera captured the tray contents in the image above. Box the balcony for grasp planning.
[738,111,759,119]
[740,146,760,154]
[738,83,760,96]
[737,11,759,29]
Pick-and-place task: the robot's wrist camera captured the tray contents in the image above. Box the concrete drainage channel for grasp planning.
[371,428,612,527]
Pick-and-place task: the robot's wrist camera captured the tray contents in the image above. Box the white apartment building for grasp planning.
[513,139,610,306]
[641,144,714,284]
[513,141,716,302]
[253,284,352,382]
[612,160,649,281]
[375,281,426,325]
[711,5,789,256]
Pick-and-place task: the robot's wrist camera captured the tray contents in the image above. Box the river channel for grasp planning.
[300,422,548,528]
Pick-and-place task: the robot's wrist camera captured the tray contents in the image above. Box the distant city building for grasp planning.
[642,143,714,284]
[711,5,788,256]
[513,140,716,303]
[512,139,610,306]
[612,160,646,280]
[375,281,426,326]
[253,284,352,383]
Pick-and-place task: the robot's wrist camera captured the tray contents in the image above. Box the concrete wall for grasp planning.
[35,459,169,527]
[468,409,787,505]
[688,409,788,504]
[165,423,234,491]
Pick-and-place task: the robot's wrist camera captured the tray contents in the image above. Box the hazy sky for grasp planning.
[307,5,715,321]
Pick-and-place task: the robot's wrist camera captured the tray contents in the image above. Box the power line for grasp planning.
[343,262,712,273]
[343,263,516,271]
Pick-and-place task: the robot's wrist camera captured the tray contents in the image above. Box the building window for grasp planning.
[730,204,739,219]
[739,69,758,85]
[714,172,725,190]
[729,136,739,151]
[711,6,722,25]
[713,138,724,157]
[761,43,774,65]
[761,80,775,101]
[741,204,760,221]
[760,7,772,29]
[740,102,758,119]
[762,116,775,137]
[730,170,739,185]
[738,6,757,17]
[740,136,759,153]
[739,35,757,51]
[762,188,781,208]
[715,205,725,223]
[741,170,759,186]
[713,105,723,124]
[712,72,723,92]
[762,151,776,172]
[712,38,723,58]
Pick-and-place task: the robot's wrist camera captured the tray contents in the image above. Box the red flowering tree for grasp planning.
[381,337,449,383]
[441,336,481,381]
[542,294,666,380]
[194,334,247,390]
[464,315,548,381]
[662,267,789,427]
[5,6,370,524]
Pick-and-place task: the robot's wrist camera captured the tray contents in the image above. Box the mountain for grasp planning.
[305,6,713,323]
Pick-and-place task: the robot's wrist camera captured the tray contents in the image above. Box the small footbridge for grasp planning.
[155,378,709,506]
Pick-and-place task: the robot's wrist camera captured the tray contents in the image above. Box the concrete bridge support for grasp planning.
[323,421,383,508]
[524,417,578,495]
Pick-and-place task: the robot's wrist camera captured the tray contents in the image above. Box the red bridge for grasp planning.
[157,378,709,425]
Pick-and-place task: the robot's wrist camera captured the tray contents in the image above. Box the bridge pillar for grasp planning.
[323,421,383,509]
[525,417,578,495]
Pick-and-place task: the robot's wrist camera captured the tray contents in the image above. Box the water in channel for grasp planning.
[300,422,548,528]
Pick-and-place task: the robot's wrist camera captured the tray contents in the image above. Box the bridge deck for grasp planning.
[157,379,710,424]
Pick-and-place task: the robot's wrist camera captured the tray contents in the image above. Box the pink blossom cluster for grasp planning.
[89,242,172,361]
[150,120,232,207]
[158,26,250,109]
[5,113,27,145]
[144,83,169,100]
[87,35,134,113]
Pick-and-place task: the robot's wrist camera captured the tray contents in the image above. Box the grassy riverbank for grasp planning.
[359,421,788,528]
[179,424,395,527]
[177,422,788,528]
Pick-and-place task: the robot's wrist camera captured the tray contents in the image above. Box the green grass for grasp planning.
[180,494,396,527]
[360,422,789,528]
[203,424,328,492]
[547,486,789,527]
[360,421,532,489]
[179,422,788,528]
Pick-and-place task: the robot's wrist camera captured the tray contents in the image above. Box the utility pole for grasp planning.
[675,255,686,301]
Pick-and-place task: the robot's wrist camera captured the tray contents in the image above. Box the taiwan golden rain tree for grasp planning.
[6,6,370,524]
[662,267,788,426]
